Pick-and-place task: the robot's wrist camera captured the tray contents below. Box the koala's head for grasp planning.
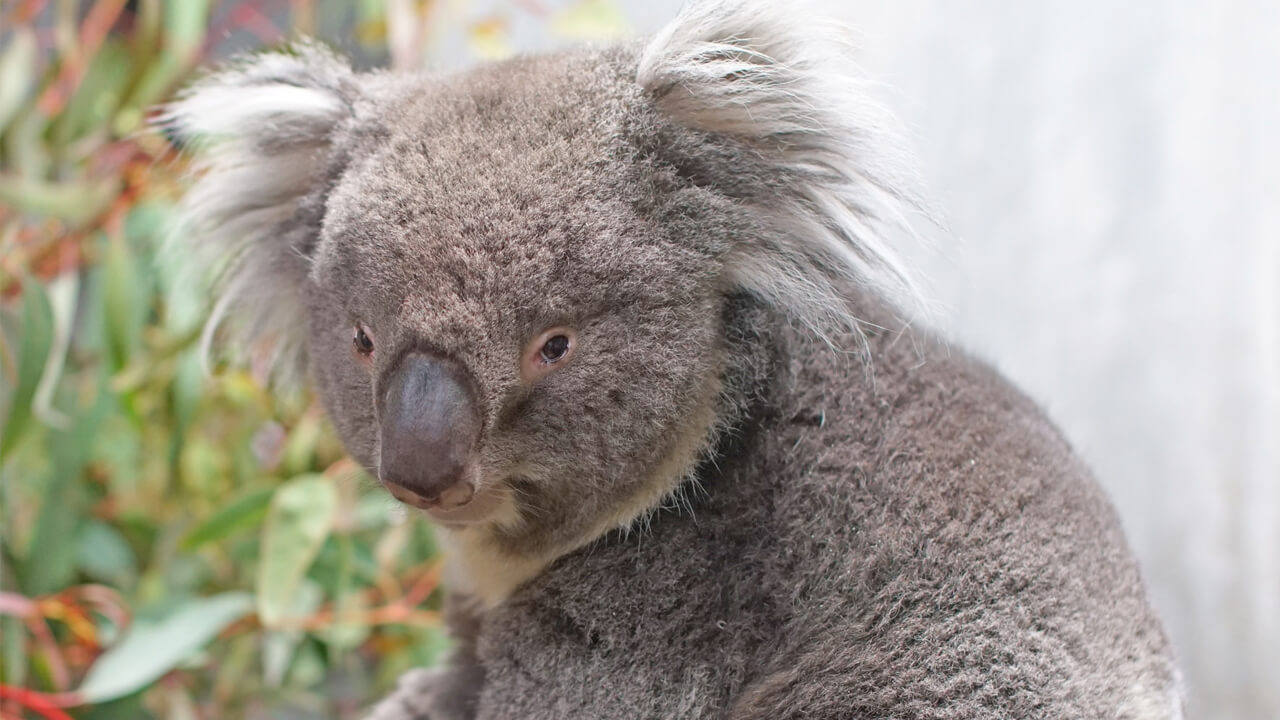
[165,1,921,597]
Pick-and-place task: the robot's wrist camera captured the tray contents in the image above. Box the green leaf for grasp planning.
[261,579,322,687]
[0,28,36,134]
[281,412,322,476]
[355,490,397,531]
[170,349,204,431]
[76,519,138,586]
[1,282,53,462]
[180,486,273,551]
[2,101,50,178]
[319,588,370,652]
[103,232,147,372]
[211,635,256,704]
[32,272,77,429]
[257,474,337,627]
[261,630,298,688]
[54,38,132,144]
[23,389,108,594]
[76,592,253,704]
[0,176,119,226]
[77,691,155,720]
[164,0,213,59]
[410,624,453,668]
[287,637,327,686]
[318,534,369,652]
[1,615,27,687]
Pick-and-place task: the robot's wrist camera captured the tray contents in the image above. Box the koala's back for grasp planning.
[469,305,1181,720]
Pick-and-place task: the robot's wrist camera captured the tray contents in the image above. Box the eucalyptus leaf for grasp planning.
[180,486,273,551]
[288,638,328,687]
[1,616,27,688]
[0,176,119,226]
[319,589,370,652]
[32,271,77,429]
[257,474,338,627]
[262,579,323,687]
[103,232,146,372]
[319,534,369,651]
[1,283,53,462]
[76,592,253,704]
[55,39,132,144]
[0,28,36,134]
[77,519,138,586]
[2,101,49,178]
[77,692,155,720]
[164,0,212,59]
[411,624,454,668]
[282,412,323,477]
[24,390,109,594]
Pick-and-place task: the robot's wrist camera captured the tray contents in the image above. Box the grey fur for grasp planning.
[166,1,1183,718]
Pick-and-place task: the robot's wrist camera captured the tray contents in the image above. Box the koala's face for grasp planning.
[305,53,728,550]
[169,3,918,577]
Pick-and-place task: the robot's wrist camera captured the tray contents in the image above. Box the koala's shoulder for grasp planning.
[758,307,1135,580]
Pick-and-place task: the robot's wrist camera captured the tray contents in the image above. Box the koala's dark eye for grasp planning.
[521,326,578,383]
[353,325,375,357]
[539,335,570,363]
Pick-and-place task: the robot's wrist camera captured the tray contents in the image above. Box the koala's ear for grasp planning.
[159,43,356,381]
[638,1,930,335]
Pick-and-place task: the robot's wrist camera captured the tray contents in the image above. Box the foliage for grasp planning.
[0,1,627,718]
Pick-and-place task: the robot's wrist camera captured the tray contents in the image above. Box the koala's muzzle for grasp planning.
[378,353,481,510]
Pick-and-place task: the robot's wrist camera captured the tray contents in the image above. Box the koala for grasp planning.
[164,1,1184,718]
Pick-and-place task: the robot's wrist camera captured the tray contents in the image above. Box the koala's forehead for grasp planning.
[314,48,712,321]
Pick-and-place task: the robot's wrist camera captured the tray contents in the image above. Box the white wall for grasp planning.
[818,2,1277,718]
[621,2,1278,717]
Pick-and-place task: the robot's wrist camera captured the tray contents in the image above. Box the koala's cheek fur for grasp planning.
[305,282,379,473]
[485,297,726,553]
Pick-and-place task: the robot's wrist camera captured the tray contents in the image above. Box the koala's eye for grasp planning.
[521,326,577,383]
[353,324,375,357]
[540,335,570,363]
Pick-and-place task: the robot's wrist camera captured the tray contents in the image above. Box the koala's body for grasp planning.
[166,2,1183,718]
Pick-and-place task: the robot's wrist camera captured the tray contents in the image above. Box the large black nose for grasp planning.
[378,353,481,508]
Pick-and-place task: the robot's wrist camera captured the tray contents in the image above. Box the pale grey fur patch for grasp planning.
[638,0,932,340]
[157,42,355,382]
[1120,665,1186,720]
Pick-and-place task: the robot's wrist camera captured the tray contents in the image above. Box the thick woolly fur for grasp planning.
[637,2,929,338]
[161,41,359,379]
[167,1,1183,718]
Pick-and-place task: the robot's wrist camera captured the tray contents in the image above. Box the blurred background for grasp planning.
[0,1,1274,718]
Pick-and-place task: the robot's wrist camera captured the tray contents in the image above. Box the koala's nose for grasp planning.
[378,352,481,508]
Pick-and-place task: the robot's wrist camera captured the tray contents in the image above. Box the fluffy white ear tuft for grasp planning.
[638,0,932,337]
[157,42,356,382]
